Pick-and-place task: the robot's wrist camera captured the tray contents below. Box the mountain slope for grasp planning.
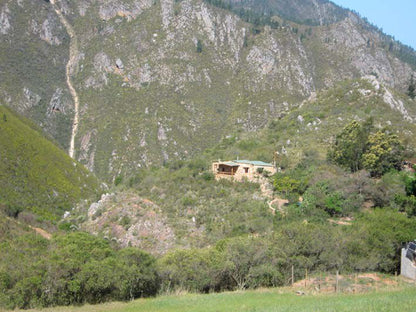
[1,0,416,181]
[220,0,349,25]
[71,77,416,254]
[0,105,100,221]
[0,0,73,150]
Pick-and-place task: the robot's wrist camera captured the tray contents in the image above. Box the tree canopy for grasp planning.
[328,119,404,177]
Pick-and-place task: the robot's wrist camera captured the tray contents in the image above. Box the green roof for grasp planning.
[234,160,274,167]
[217,160,275,167]
[220,161,239,166]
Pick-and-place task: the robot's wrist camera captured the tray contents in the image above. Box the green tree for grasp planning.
[394,194,416,217]
[301,181,347,217]
[362,130,404,177]
[116,248,159,299]
[114,175,123,186]
[404,173,416,196]
[328,119,373,172]
[352,209,416,272]
[273,175,301,196]
[324,192,344,216]
[196,39,203,53]
[158,248,226,292]
[243,35,248,47]
[218,236,276,290]
[408,74,415,99]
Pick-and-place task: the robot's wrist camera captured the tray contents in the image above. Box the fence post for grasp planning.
[319,272,321,291]
[336,270,339,293]
[305,269,308,288]
[354,273,357,294]
[292,265,294,287]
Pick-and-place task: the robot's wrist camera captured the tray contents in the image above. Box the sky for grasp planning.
[331,0,416,49]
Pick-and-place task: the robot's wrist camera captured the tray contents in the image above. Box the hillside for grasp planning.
[2,1,416,309]
[0,105,100,222]
[3,76,416,309]
[216,0,349,25]
[66,76,416,260]
[1,0,415,180]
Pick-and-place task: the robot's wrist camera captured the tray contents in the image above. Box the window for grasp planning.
[244,167,249,173]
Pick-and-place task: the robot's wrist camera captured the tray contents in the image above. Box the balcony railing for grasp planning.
[216,171,235,176]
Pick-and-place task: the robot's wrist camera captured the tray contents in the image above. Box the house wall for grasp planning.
[401,248,416,280]
[213,162,276,182]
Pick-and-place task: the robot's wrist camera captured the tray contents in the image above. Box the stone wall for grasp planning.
[213,161,276,182]
[401,248,416,280]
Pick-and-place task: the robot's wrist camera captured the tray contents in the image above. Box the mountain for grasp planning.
[0,105,100,223]
[3,1,416,307]
[1,0,416,181]
[220,0,349,25]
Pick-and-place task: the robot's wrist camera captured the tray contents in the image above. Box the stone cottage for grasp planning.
[212,160,277,182]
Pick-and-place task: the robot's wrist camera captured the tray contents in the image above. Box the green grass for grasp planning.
[22,285,416,312]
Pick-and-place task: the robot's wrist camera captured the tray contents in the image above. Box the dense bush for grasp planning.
[157,210,416,294]
[0,232,159,309]
[129,165,272,245]
[158,248,228,293]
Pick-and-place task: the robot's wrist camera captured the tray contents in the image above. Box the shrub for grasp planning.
[158,248,227,293]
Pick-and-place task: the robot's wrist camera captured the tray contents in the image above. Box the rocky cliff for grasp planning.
[1,0,415,180]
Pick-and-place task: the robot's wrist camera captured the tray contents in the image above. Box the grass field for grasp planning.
[22,283,416,312]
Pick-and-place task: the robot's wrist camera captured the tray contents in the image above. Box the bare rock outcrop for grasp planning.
[0,5,11,35]
[83,192,176,256]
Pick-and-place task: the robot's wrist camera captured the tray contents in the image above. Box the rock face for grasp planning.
[1,0,416,180]
[83,192,176,256]
[0,0,72,149]
[226,0,348,26]
[0,5,11,35]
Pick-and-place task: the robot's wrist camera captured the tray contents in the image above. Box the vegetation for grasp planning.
[408,74,415,99]
[126,163,271,245]
[204,0,348,27]
[0,230,159,309]
[2,0,416,310]
[196,39,203,53]
[328,119,404,176]
[0,0,72,149]
[2,76,416,309]
[0,106,100,223]
[3,122,415,310]
[79,131,416,299]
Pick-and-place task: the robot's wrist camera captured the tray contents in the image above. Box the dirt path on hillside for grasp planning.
[50,0,79,159]
[5,215,52,240]
[268,197,289,215]
[29,226,52,240]
[259,178,288,215]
